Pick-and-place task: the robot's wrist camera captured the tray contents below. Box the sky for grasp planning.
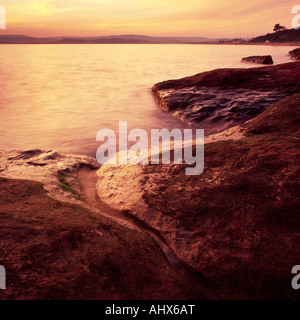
[0,0,297,38]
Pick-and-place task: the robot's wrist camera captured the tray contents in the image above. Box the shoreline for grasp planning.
[187,42,300,46]
[1,58,300,299]
[78,168,220,299]
[95,59,300,299]
[152,60,300,133]
[96,93,300,299]
[0,42,299,46]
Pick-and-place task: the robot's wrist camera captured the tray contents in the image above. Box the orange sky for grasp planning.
[0,0,296,38]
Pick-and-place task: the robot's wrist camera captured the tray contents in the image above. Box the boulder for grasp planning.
[241,55,274,64]
[289,47,300,60]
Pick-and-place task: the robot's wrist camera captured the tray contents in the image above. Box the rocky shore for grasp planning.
[152,61,300,133]
[97,62,300,299]
[1,59,299,300]
[0,150,201,300]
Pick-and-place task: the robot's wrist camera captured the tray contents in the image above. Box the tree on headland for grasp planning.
[273,23,287,32]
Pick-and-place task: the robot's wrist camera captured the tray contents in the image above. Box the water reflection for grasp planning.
[0,44,295,156]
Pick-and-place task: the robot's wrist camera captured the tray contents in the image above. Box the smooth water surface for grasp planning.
[0,44,296,156]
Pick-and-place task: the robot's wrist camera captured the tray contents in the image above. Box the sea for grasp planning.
[0,44,296,156]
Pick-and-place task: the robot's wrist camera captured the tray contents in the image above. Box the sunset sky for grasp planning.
[0,0,296,38]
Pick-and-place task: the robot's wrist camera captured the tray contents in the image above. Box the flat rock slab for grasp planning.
[152,61,300,131]
[156,86,287,134]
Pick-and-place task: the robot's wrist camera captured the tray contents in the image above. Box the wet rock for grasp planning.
[0,149,100,204]
[289,47,300,60]
[96,91,300,299]
[153,61,300,93]
[156,87,287,134]
[152,61,300,132]
[241,55,274,64]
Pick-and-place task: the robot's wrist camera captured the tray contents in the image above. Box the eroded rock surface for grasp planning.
[96,93,300,299]
[155,87,286,134]
[0,149,99,205]
[152,61,300,133]
[0,151,201,300]
[0,177,200,300]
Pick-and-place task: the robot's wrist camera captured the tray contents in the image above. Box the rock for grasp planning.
[0,149,100,205]
[241,55,273,64]
[154,87,287,134]
[0,177,199,300]
[0,151,200,300]
[289,47,300,60]
[152,61,300,132]
[96,90,300,299]
[153,61,300,93]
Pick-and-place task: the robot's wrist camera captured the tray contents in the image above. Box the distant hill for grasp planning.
[0,35,52,44]
[0,34,225,44]
[250,28,300,43]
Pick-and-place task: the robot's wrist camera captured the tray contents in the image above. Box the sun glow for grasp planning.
[0,0,295,37]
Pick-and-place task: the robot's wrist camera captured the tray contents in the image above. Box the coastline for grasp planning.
[187,42,300,46]
[96,93,300,299]
[152,60,300,134]
[96,59,300,299]
[0,41,300,46]
[1,58,300,299]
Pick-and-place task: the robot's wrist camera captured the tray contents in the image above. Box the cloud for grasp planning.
[0,0,295,37]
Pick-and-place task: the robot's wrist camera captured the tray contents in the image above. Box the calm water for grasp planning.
[0,44,296,156]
